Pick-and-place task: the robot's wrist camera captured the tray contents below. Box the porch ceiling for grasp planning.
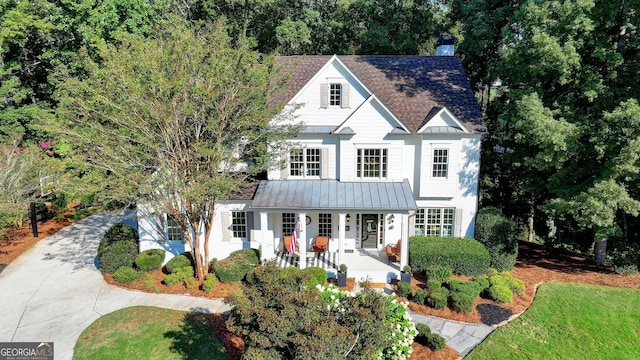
[251,179,417,212]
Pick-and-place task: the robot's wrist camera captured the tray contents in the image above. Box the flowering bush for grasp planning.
[316,283,350,313]
[379,297,417,359]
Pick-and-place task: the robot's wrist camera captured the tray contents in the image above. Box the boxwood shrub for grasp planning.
[415,323,445,351]
[301,267,327,288]
[450,291,475,313]
[487,284,513,303]
[212,248,260,283]
[414,289,428,305]
[410,236,491,276]
[396,281,412,298]
[203,273,218,293]
[163,266,194,286]
[425,265,453,283]
[135,249,165,272]
[98,240,138,274]
[427,288,449,309]
[426,279,442,292]
[475,207,518,271]
[112,266,143,283]
[166,253,194,274]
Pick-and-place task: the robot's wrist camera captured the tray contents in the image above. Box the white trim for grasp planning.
[417,107,470,133]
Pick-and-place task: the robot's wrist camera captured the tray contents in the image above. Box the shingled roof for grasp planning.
[273,55,485,134]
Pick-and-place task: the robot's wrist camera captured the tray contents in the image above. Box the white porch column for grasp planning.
[400,213,409,270]
[338,213,346,268]
[298,213,307,269]
[259,212,270,261]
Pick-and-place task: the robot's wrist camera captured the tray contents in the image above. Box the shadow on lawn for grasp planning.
[165,311,243,360]
[516,241,612,275]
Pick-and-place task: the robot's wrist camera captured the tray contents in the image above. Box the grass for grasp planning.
[467,282,640,359]
[73,306,226,360]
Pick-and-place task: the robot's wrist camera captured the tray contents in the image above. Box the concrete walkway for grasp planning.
[0,211,493,359]
[0,212,231,360]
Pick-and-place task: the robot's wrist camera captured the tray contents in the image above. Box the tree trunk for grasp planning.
[191,220,205,280]
[528,201,535,242]
[593,239,607,266]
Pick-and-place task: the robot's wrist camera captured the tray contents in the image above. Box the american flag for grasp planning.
[289,218,300,254]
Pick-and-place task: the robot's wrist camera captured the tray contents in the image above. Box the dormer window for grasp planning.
[320,82,349,109]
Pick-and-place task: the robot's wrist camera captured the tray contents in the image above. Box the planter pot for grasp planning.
[337,272,347,287]
[401,272,411,284]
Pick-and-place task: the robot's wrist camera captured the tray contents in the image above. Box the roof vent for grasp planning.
[436,34,456,56]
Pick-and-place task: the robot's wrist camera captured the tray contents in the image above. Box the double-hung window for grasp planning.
[432,149,449,178]
[231,211,247,238]
[318,213,332,237]
[329,83,342,106]
[290,148,321,177]
[282,213,296,236]
[167,216,184,242]
[356,148,387,179]
[421,208,454,237]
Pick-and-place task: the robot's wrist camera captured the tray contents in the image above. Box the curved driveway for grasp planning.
[0,212,230,360]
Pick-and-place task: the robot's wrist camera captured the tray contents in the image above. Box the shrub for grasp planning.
[279,266,300,279]
[185,277,199,289]
[415,323,446,351]
[166,253,193,273]
[98,222,138,252]
[301,267,327,288]
[396,281,412,298]
[134,249,165,272]
[449,280,484,298]
[488,273,507,287]
[410,236,491,276]
[474,275,490,290]
[609,241,640,275]
[427,288,449,309]
[450,292,475,313]
[426,279,442,291]
[475,207,518,271]
[50,192,69,212]
[163,266,193,286]
[487,285,513,303]
[203,273,218,293]
[98,240,138,274]
[414,289,428,305]
[425,265,453,282]
[213,248,260,283]
[505,276,525,295]
[112,266,142,283]
[243,347,283,360]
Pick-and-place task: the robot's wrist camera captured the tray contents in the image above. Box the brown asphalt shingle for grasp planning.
[273,55,485,133]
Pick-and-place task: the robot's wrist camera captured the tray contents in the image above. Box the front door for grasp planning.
[359,214,379,249]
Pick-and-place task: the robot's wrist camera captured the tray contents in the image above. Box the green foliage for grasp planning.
[449,280,484,298]
[474,275,490,290]
[134,249,165,272]
[112,266,143,284]
[426,279,443,292]
[475,207,518,271]
[202,273,218,293]
[184,277,198,289]
[163,266,194,286]
[414,289,428,305]
[396,281,412,298]
[300,267,327,288]
[487,285,513,303]
[97,222,139,274]
[410,236,491,276]
[382,296,418,358]
[50,192,69,212]
[227,262,399,359]
[450,292,475,313]
[487,271,525,295]
[609,241,640,275]
[212,248,260,283]
[427,288,449,310]
[165,253,193,274]
[415,323,446,351]
[243,347,283,360]
[425,265,453,283]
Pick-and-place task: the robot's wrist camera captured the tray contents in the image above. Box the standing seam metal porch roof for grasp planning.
[251,179,417,211]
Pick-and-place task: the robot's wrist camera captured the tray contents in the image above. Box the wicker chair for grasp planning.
[385,239,401,264]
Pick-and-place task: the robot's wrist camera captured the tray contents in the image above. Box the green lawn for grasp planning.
[467,282,640,359]
[73,306,227,360]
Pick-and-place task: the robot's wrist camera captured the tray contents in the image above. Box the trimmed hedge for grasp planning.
[415,323,445,351]
[166,253,194,273]
[135,249,165,272]
[301,267,327,288]
[410,236,491,276]
[112,266,143,283]
[97,227,139,274]
[425,265,453,283]
[487,284,513,303]
[396,281,412,298]
[414,289,428,305]
[203,273,218,293]
[212,248,260,283]
[475,207,517,271]
[164,266,194,286]
[450,291,475,313]
[427,288,449,309]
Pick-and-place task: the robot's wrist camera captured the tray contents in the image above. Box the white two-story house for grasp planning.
[138,53,485,282]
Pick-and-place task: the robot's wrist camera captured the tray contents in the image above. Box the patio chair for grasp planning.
[386,239,401,264]
[283,235,298,255]
[312,236,329,257]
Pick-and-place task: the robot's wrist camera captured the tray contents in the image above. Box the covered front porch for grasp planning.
[251,179,417,282]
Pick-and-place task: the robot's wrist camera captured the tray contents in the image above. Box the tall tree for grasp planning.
[50,19,296,279]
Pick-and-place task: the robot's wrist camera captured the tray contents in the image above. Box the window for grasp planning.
[356,148,387,178]
[290,148,321,177]
[282,213,296,236]
[414,209,426,236]
[329,83,342,106]
[318,213,332,237]
[167,216,183,242]
[432,149,449,178]
[232,211,247,238]
[421,208,454,237]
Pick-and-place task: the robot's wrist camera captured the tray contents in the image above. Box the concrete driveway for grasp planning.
[0,212,230,360]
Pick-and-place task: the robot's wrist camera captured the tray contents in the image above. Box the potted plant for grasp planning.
[337,264,347,287]
[401,265,412,284]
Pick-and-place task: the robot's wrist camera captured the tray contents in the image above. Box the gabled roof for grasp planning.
[272,55,486,134]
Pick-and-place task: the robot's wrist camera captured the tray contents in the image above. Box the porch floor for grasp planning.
[274,249,402,284]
